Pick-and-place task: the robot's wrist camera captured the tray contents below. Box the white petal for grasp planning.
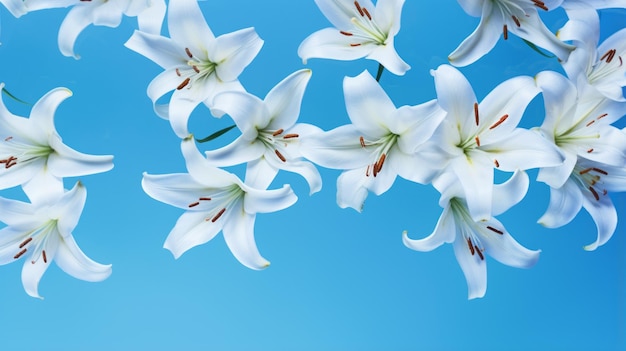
[365,38,410,76]
[265,69,312,130]
[210,91,268,133]
[242,184,297,214]
[212,28,263,83]
[299,125,371,169]
[204,135,266,167]
[373,0,404,36]
[48,137,114,178]
[167,0,214,48]
[181,137,238,187]
[163,211,222,259]
[448,2,501,67]
[450,150,494,221]
[21,237,58,299]
[262,153,322,195]
[344,70,396,139]
[314,0,371,29]
[22,168,65,206]
[298,28,376,63]
[57,6,93,58]
[510,10,574,61]
[135,0,166,34]
[452,232,487,299]
[29,87,72,135]
[431,65,477,139]
[480,218,540,268]
[402,204,456,251]
[537,179,583,228]
[395,100,445,154]
[168,91,200,138]
[53,182,87,237]
[535,70,578,133]
[1,0,27,16]
[336,168,371,212]
[222,209,269,270]
[124,30,185,69]
[482,128,564,171]
[244,157,278,190]
[142,173,208,210]
[55,235,112,282]
[581,189,617,251]
[492,170,529,216]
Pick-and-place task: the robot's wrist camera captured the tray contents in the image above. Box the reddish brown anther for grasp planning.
[489,114,509,130]
[177,78,190,90]
[283,133,299,139]
[211,208,226,222]
[272,129,284,137]
[475,247,485,260]
[494,159,500,168]
[503,25,508,40]
[474,103,479,126]
[185,47,193,58]
[467,238,475,255]
[512,15,521,27]
[199,197,211,201]
[354,1,364,16]
[188,201,200,208]
[475,136,481,147]
[19,237,32,248]
[340,31,353,36]
[486,226,503,235]
[589,187,600,201]
[14,248,27,259]
[362,7,372,20]
[360,136,366,148]
[42,250,47,264]
[275,149,286,162]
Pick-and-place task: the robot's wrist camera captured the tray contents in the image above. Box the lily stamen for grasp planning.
[283,133,299,139]
[177,78,190,90]
[211,208,226,222]
[354,1,364,16]
[272,129,284,137]
[511,15,521,27]
[474,103,479,126]
[593,167,608,175]
[589,187,600,201]
[42,250,47,264]
[185,47,193,58]
[362,7,372,20]
[14,248,27,259]
[475,136,481,147]
[486,226,503,235]
[467,237,475,255]
[532,0,548,11]
[503,25,508,40]
[199,197,211,201]
[188,201,200,208]
[340,31,353,36]
[360,136,366,148]
[5,136,13,141]
[275,149,286,162]
[494,159,500,168]
[489,114,509,129]
[475,247,485,260]
[19,237,32,248]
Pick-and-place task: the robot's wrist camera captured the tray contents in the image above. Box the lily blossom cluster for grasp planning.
[0,0,625,303]
[127,0,318,269]
[0,84,114,298]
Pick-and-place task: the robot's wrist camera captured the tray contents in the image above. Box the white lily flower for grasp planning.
[124,0,263,138]
[0,182,112,299]
[298,0,410,76]
[449,0,574,67]
[539,158,626,251]
[1,0,27,17]
[142,137,298,270]
[403,170,540,299]
[534,70,626,250]
[204,69,322,194]
[535,70,626,188]
[426,65,564,221]
[558,9,626,101]
[300,70,445,211]
[24,0,166,58]
[0,84,114,204]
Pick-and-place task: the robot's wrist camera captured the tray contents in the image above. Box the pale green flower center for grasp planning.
[12,219,57,265]
[0,135,54,170]
[338,1,387,46]
[175,47,217,91]
[360,132,398,177]
[571,164,608,201]
[260,128,301,164]
[186,184,244,223]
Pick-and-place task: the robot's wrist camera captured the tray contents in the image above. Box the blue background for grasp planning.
[0,1,624,350]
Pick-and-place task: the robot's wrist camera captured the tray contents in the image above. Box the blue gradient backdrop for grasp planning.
[0,1,624,350]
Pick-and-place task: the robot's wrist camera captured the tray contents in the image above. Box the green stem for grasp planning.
[2,87,30,105]
[195,124,237,143]
[375,63,385,82]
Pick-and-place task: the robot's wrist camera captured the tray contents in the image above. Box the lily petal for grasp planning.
[55,235,112,282]
[222,208,269,270]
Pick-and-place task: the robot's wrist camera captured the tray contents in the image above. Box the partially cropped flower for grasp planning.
[125,0,263,138]
[142,137,298,270]
[0,182,112,299]
[534,70,626,250]
[0,84,114,203]
[558,11,626,101]
[24,0,166,58]
[1,0,27,17]
[298,0,410,75]
[449,0,574,67]
[301,70,445,211]
[425,65,563,221]
[403,170,540,299]
[205,69,321,194]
